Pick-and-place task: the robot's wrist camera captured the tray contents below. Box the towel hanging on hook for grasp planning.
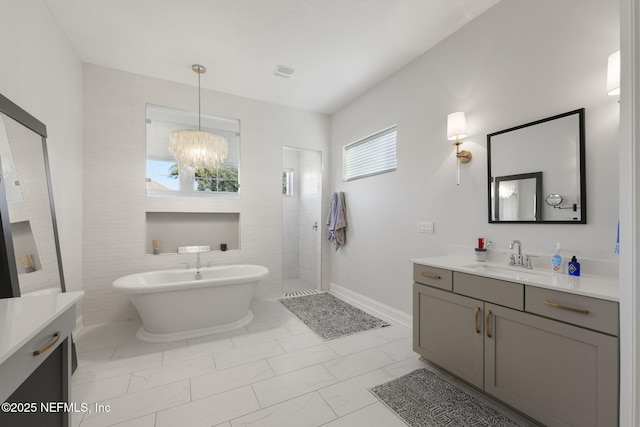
[327,192,347,250]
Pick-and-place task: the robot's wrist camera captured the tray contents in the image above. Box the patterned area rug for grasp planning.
[279,292,389,340]
[370,369,522,427]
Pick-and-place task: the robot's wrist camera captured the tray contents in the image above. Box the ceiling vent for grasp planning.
[273,65,295,78]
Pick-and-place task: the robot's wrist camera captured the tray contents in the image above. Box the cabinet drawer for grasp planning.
[413,264,452,291]
[525,287,619,336]
[0,305,75,402]
[454,272,523,310]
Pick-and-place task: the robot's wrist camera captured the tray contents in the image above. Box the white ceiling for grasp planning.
[45,0,500,115]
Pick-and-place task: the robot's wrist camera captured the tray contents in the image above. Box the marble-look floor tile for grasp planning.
[128,355,215,393]
[231,392,337,427]
[320,402,407,427]
[318,369,394,417]
[251,364,338,407]
[382,356,430,379]
[325,331,389,357]
[111,339,186,360]
[162,337,233,365]
[373,324,413,342]
[73,353,163,386]
[246,314,299,332]
[231,327,292,348]
[190,360,275,401]
[80,380,190,427]
[323,348,395,381]
[77,347,116,367]
[377,337,416,361]
[185,327,248,346]
[110,413,156,427]
[156,385,260,427]
[266,344,339,375]
[214,340,284,370]
[277,331,324,353]
[72,373,131,405]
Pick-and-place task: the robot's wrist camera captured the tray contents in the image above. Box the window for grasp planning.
[145,104,240,197]
[343,125,397,181]
[282,169,294,196]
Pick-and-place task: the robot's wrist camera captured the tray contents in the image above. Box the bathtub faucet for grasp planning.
[195,253,202,280]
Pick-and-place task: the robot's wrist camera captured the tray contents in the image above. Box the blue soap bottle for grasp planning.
[568,256,581,276]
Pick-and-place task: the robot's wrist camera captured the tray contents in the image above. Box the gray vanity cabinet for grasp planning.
[485,303,618,427]
[413,283,484,388]
[412,263,619,427]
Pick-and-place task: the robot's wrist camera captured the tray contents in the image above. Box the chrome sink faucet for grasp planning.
[509,240,522,263]
[508,240,533,269]
[194,253,202,280]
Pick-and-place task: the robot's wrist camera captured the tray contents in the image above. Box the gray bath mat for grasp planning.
[279,292,389,340]
[370,369,522,427]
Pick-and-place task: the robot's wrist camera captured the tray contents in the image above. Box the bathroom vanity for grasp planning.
[0,291,82,427]
[412,256,619,427]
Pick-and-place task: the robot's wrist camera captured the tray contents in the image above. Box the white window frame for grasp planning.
[343,125,397,181]
[145,104,240,198]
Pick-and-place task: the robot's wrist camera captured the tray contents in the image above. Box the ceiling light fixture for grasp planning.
[169,64,228,169]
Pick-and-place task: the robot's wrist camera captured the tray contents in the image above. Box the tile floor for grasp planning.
[71,294,534,427]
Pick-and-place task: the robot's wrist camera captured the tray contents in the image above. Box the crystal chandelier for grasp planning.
[169,64,228,169]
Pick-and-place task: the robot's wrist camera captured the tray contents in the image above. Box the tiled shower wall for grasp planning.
[82,64,330,325]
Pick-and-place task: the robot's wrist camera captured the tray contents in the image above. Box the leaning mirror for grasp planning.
[487,109,586,224]
[0,94,65,296]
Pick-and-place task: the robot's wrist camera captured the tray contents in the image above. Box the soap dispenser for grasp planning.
[551,243,562,273]
[568,256,581,276]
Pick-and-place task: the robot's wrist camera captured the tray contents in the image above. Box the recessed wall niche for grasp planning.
[11,220,40,273]
[145,212,240,255]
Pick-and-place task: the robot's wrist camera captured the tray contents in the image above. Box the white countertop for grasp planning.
[0,291,83,365]
[411,256,619,302]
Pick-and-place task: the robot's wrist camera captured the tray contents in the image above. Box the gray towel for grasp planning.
[326,192,347,250]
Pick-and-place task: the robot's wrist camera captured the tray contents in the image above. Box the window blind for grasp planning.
[343,126,397,181]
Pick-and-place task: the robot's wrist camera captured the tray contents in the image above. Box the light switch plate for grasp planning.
[417,222,434,234]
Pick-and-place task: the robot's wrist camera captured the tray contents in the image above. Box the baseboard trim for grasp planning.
[329,283,412,328]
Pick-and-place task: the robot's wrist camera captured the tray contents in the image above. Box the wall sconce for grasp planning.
[447,111,471,186]
[607,50,620,96]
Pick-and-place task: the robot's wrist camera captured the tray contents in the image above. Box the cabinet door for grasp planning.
[413,283,484,388]
[484,303,618,427]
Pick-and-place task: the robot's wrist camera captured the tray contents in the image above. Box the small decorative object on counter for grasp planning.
[153,239,161,255]
[18,254,35,273]
[568,256,581,276]
[220,243,227,251]
[474,240,492,262]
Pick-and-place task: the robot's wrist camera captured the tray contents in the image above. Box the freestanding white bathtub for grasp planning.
[112,264,269,342]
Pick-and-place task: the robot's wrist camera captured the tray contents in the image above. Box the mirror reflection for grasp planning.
[488,109,585,223]
[0,113,62,294]
[493,172,542,221]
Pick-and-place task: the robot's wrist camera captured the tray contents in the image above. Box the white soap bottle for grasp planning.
[551,243,562,273]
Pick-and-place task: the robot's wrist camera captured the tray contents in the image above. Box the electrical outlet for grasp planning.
[417,222,434,234]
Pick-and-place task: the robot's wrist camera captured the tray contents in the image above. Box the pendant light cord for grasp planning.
[197,70,202,131]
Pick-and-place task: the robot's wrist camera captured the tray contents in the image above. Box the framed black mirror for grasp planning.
[487,109,586,224]
[0,93,66,297]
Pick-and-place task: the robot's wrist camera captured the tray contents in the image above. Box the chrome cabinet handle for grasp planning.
[33,331,61,356]
[474,307,481,334]
[544,301,589,315]
[421,272,441,280]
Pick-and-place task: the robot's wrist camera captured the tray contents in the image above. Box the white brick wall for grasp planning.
[82,64,331,325]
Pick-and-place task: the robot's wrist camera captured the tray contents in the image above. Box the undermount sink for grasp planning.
[461,264,549,281]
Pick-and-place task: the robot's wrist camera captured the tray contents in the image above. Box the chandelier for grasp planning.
[169,64,228,169]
